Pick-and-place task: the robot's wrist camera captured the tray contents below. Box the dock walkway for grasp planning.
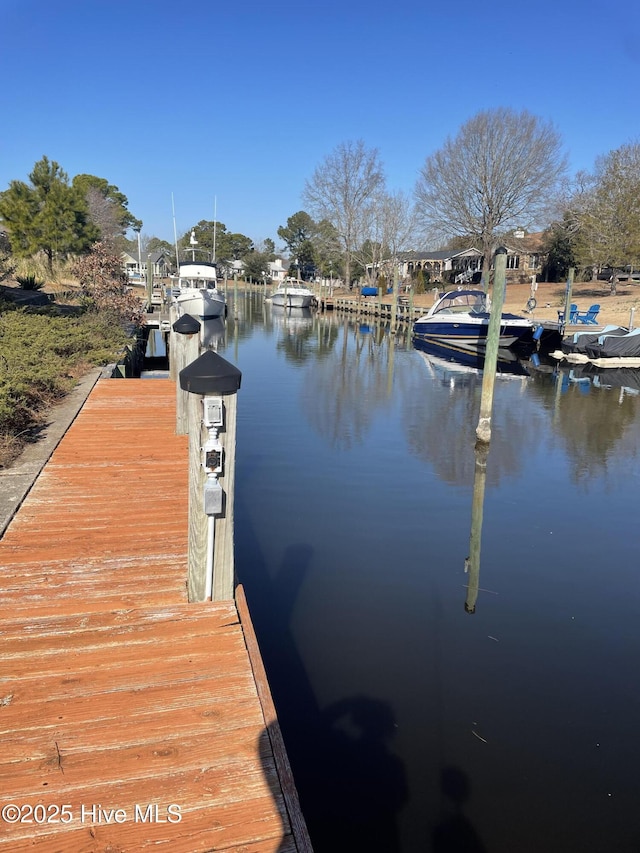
[0,378,310,851]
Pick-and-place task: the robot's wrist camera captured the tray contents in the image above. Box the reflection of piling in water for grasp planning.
[465,442,489,614]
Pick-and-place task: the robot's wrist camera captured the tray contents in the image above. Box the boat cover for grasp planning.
[584,328,640,358]
[563,326,627,354]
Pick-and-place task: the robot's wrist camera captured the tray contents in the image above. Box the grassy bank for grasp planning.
[0,301,131,468]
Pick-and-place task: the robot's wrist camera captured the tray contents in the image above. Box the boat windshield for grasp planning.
[434,291,487,315]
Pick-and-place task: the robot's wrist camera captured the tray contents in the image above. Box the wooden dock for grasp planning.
[321,295,422,322]
[0,378,311,851]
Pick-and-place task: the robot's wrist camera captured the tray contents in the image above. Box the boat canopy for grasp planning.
[432,290,488,314]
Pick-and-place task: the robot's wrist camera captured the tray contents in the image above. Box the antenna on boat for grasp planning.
[171,193,180,272]
[189,228,198,261]
[212,196,217,264]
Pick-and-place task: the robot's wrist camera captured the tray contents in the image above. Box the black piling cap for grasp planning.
[494,246,507,256]
[173,314,201,335]
[179,349,242,395]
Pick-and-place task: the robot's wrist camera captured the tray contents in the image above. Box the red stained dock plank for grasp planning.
[0,378,311,851]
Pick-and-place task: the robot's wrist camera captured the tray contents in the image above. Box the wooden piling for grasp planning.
[390,263,399,332]
[560,267,575,335]
[475,247,507,444]
[172,314,201,435]
[180,352,242,602]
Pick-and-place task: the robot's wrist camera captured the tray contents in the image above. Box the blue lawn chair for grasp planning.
[557,304,579,324]
[576,304,600,325]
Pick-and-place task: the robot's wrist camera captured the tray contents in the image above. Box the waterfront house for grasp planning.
[121,250,170,280]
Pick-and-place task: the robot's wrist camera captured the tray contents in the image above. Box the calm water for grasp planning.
[217,292,640,853]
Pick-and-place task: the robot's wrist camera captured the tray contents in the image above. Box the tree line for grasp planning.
[2,113,639,290]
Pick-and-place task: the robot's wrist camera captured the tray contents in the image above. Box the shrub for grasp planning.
[0,306,130,467]
[16,274,46,291]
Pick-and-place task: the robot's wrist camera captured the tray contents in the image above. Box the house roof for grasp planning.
[397,248,482,262]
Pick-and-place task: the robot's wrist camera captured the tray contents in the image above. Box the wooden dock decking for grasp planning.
[0,379,310,851]
[321,295,422,322]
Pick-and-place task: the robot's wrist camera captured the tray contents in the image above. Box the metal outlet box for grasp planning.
[203,479,223,515]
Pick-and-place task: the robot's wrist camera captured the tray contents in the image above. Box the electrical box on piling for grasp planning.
[203,396,224,428]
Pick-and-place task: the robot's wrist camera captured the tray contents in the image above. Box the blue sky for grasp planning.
[1,0,638,250]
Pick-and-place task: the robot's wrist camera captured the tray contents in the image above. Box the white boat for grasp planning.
[413,288,532,348]
[173,260,226,320]
[269,279,315,309]
[170,218,227,320]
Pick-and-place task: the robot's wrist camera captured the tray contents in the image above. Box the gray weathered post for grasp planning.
[390,261,399,331]
[476,247,507,444]
[168,303,179,381]
[173,314,201,435]
[465,442,489,614]
[180,350,242,602]
[560,267,575,335]
[146,254,153,309]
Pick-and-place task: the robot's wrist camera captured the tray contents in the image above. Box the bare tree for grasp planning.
[303,140,385,287]
[85,186,123,245]
[352,190,419,284]
[414,108,566,288]
[380,190,419,271]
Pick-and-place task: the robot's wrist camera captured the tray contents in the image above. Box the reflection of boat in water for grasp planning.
[552,325,640,367]
[554,361,640,396]
[200,317,225,350]
[413,289,532,348]
[269,304,313,329]
[269,279,315,308]
[413,338,530,378]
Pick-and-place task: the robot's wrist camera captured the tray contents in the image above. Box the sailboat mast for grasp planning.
[212,197,217,264]
[171,193,180,273]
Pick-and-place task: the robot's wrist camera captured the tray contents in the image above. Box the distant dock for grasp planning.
[320,294,423,322]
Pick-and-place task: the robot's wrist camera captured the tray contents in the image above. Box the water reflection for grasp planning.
[312,696,408,852]
[527,359,640,482]
[413,338,529,380]
[200,316,225,351]
[224,297,640,485]
[432,767,487,853]
[227,305,640,853]
[464,443,488,615]
[402,341,529,486]
[300,319,399,449]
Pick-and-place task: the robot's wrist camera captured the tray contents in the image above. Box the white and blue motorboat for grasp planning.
[413,289,532,348]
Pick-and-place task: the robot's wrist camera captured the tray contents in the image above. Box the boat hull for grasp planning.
[270,292,314,308]
[175,288,226,319]
[413,319,529,348]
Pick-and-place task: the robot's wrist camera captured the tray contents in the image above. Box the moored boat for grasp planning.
[551,325,640,367]
[173,260,226,320]
[269,279,315,309]
[413,288,532,348]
